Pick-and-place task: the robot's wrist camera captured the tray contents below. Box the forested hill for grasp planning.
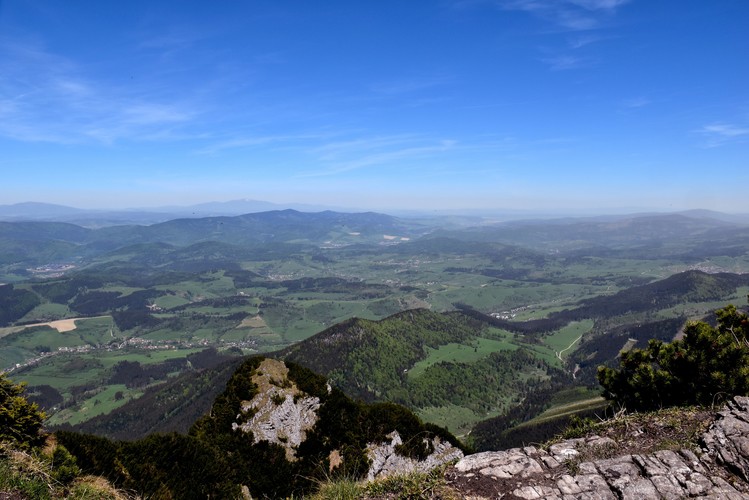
[276,270,749,438]
[279,308,563,435]
[458,270,749,335]
[0,209,427,270]
[63,354,244,440]
[280,309,484,392]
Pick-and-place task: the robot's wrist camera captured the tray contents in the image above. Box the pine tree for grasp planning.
[598,301,749,410]
[0,373,46,449]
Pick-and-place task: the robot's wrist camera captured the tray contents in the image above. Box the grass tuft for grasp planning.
[363,465,459,500]
[548,405,712,474]
[0,441,135,499]
[307,477,363,500]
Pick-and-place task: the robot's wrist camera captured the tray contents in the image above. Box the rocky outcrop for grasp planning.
[223,360,749,497]
[230,358,463,477]
[366,431,464,481]
[232,358,322,460]
[447,397,749,499]
[702,396,749,483]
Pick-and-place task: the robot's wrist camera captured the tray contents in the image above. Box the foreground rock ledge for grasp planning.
[446,396,749,499]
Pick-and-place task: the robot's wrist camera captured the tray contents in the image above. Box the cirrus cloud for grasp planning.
[699,122,749,148]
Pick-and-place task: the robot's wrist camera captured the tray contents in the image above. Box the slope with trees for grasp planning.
[280,308,564,435]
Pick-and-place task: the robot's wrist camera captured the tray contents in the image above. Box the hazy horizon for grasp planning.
[5,198,749,221]
[1,1,747,212]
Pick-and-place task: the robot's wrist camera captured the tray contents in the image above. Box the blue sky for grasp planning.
[0,0,747,213]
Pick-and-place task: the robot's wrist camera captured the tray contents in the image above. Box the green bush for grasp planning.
[0,373,46,449]
[558,415,599,439]
[48,444,81,485]
[598,302,749,411]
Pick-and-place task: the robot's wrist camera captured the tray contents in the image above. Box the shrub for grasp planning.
[0,373,46,449]
[48,444,82,485]
[598,302,749,411]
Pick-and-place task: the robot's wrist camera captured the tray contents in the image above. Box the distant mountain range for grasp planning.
[0,209,424,246]
[0,200,347,226]
[0,209,432,278]
[3,207,749,281]
[430,212,749,254]
[3,201,748,227]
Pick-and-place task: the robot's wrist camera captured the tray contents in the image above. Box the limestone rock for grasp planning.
[232,358,320,460]
[448,397,749,499]
[229,358,463,479]
[702,395,749,482]
[366,431,464,481]
[455,448,544,479]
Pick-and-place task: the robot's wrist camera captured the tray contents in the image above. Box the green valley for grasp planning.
[1,209,749,446]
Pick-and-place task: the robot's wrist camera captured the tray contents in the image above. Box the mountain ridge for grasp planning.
[3,200,749,226]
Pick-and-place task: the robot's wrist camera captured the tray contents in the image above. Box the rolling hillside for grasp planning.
[279,309,564,435]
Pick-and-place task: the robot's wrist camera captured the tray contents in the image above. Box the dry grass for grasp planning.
[551,406,711,459]
[238,315,268,329]
[0,440,138,500]
[72,475,137,500]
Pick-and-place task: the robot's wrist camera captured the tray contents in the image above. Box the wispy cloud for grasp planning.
[622,97,651,108]
[196,132,338,155]
[484,0,630,71]
[0,38,199,144]
[541,55,589,70]
[300,135,458,177]
[138,32,201,52]
[498,0,630,31]
[318,143,456,176]
[135,26,212,61]
[312,135,422,160]
[301,132,575,178]
[369,75,453,96]
[567,34,605,49]
[698,123,749,148]
[123,104,192,125]
[568,0,630,10]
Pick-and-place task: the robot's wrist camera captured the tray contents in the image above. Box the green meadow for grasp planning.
[407,335,519,380]
[543,320,594,359]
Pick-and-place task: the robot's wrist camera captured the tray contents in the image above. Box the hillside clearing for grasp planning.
[0,315,111,338]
